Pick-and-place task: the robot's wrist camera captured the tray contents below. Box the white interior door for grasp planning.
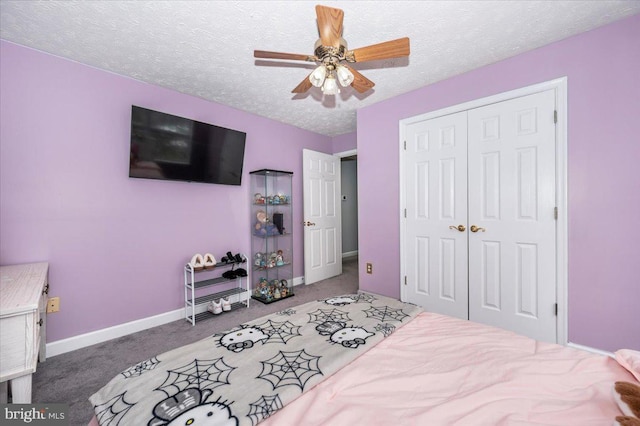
[467,90,557,343]
[401,89,558,343]
[403,112,469,319]
[303,149,342,285]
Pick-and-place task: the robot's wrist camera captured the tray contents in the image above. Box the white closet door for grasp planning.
[467,90,557,343]
[403,112,469,319]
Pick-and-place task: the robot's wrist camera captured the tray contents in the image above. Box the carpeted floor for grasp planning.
[32,257,359,425]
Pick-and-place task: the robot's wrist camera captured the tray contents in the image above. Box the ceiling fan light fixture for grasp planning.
[309,65,327,87]
[256,5,410,95]
[321,74,340,95]
[336,64,354,87]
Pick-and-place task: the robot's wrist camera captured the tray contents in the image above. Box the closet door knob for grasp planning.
[449,225,466,232]
[470,225,486,233]
[303,221,316,226]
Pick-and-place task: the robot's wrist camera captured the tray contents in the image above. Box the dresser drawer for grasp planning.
[0,310,40,381]
[0,262,48,384]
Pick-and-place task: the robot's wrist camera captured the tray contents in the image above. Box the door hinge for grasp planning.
[554,110,558,124]
[404,140,407,150]
[555,303,558,316]
[404,208,407,218]
[554,206,558,220]
[404,276,407,286]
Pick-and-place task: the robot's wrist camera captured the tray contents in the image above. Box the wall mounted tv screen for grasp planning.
[129,106,246,185]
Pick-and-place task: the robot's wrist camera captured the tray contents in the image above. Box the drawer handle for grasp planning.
[38,319,44,327]
[43,284,50,295]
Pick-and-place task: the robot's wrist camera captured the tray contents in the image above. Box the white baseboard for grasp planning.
[46,277,305,357]
[567,342,614,357]
[342,250,358,258]
[46,308,184,357]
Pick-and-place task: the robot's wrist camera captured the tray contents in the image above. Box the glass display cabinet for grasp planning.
[250,169,294,303]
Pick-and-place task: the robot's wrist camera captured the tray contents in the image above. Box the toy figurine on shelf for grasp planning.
[254,193,265,204]
[266,252,277,268]
[255,277,269,299]
[276,249,284,266]
[280,279,289,298]
[270,279,279,289]
[266,285,274,301]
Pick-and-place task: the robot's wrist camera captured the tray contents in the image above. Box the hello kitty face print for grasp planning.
[324,296,357,306]
[220,326,269,353]
[148,388,238,426]
[330,326,374,349]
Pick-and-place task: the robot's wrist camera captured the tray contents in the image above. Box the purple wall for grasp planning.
[332,131,357,154]
[0,41,332,342]
[357,14,640,352]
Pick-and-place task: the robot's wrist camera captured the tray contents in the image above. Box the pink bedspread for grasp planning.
[261,312,634,426]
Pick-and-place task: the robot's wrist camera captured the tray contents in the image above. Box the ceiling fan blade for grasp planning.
[350,37,410,62]
[292,73,313,93]
[254,50,315,62]
[316,5,344,47]
[343,65,375,93]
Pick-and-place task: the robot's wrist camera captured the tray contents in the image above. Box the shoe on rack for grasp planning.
[234,253,245,263]
[234,268,247,277]
[203,253,217,269]
[208,299,222,315]
[222,297,231,311]
[190,254,204,271]
[222,270,237,279]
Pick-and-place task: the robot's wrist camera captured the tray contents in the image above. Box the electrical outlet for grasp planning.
[366,263,373,274]
[47,297,60,313]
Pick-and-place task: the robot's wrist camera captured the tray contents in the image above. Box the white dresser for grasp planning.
[0,262,48,403]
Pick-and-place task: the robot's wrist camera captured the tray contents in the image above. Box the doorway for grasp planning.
[340,153,358,259]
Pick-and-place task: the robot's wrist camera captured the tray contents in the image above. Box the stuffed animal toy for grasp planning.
[614,381,640,426]
[254,210,280,236]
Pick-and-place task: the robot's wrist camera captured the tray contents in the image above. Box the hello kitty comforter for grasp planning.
[88,293,421,426]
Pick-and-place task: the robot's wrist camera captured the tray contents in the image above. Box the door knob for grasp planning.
[470,225,486,233]
[449,225,466,232]
[303,221,316,226]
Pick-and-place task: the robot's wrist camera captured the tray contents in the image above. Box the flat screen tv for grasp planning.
[129,106,246,185]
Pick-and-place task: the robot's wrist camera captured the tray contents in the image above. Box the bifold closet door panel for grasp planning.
[467,90,557,344]
[403,111,469,320]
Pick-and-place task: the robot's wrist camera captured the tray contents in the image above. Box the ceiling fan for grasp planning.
[254,4,410,95]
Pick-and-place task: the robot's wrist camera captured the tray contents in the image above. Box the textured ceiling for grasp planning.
[1,1,639,136]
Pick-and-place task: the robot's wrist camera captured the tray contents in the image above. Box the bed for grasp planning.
[88,293,638,425]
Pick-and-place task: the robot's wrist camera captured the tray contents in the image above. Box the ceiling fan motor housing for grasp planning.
[314,38,353,65]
